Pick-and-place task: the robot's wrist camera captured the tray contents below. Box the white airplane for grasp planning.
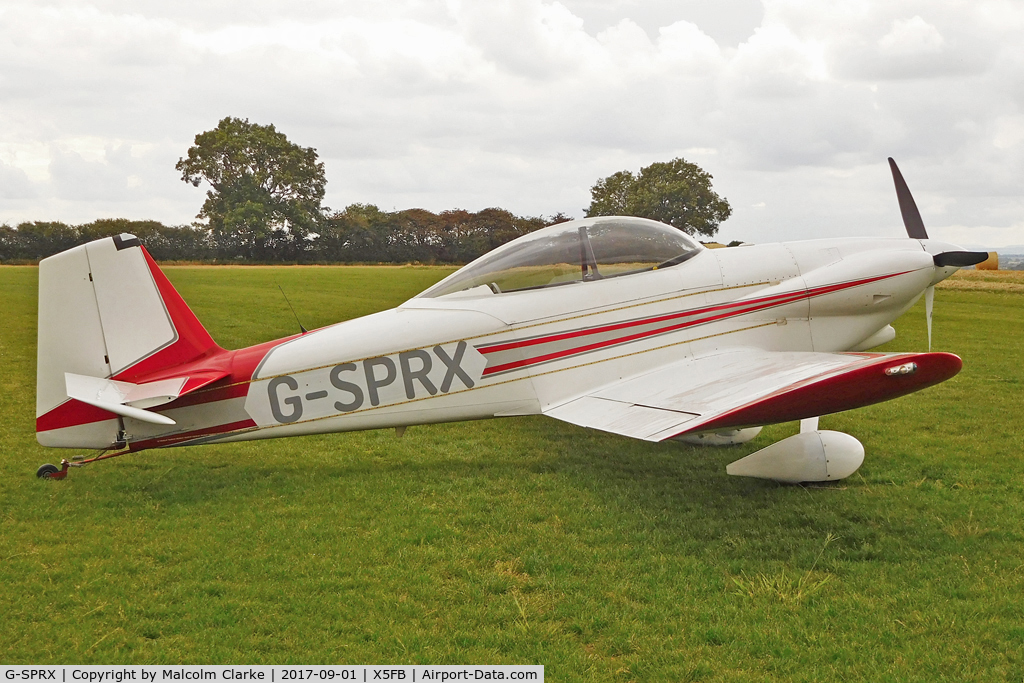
[35,159,986,482]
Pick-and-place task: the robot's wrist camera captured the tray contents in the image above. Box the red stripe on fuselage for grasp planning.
[479,288,793,355]
[482,293,805,375]
[127,419,258,451]
[479,271,912,375]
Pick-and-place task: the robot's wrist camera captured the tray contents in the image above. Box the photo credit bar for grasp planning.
[0,667,543,683]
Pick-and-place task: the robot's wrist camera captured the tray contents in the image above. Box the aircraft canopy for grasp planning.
[420,216,703,298]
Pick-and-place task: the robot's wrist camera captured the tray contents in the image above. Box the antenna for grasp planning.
[277,284,308,334]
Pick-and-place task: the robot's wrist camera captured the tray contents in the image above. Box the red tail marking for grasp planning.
[36,335,293,433]
[179,370,231,394]
[112,248,224,383]
[36,400,119,433]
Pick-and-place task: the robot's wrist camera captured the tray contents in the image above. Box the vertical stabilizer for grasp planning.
[36,234,222,448]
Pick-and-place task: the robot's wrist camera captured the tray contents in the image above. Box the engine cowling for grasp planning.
[726,430,864,484]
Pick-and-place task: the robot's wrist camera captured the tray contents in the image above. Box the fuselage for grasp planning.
[117,233,954,452]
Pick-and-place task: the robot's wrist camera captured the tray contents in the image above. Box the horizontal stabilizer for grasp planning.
[63,370,231,426]
[66,373,185,409]
[67,395,176,426]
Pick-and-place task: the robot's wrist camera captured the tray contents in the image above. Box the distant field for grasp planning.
[938,267,1024,293]
[1,265,1022,681]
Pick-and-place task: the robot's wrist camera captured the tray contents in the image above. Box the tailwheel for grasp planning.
[37,460,70,480]
[35,448,132,479]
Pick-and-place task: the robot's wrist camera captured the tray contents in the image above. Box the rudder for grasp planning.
[36,234,222,448]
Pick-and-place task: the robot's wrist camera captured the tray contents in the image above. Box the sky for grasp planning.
[1,0,1023,247]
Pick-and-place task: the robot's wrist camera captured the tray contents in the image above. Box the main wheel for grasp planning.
[37,463,60,478]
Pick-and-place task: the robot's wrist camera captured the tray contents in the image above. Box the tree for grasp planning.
[77,219,214,261]
[176,117,326,260]
[585,158,731,238]
[8,221,79,260]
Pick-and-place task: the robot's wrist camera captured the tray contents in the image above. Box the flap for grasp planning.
[543,349,962,442]
[542,395,699,441]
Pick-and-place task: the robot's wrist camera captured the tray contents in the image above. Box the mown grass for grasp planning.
[1,265,1022,681]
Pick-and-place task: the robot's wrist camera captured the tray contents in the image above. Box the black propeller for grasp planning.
[887,157,990,352]
[888,157,989,261]
[933,251,990,268]
[888,157,929,239]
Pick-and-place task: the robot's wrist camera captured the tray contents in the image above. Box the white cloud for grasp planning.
[49,146,137,201]
[992,115,1024,150]
[878,16,943,56]
[0,161,35,200]
[0,0,1022,245]
[933,222,1024,249]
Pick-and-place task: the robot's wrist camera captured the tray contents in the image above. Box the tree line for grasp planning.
[1,117,731,264]
[0,207,571,264]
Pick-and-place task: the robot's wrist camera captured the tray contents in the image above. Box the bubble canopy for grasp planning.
[418,216,704,299]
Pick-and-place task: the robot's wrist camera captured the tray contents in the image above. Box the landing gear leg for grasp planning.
[37,459,71,480]
[36,447,131,480]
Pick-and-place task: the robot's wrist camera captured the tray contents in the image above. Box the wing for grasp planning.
[542,349,962,442]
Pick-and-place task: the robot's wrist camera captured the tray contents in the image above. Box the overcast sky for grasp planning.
[2,0,1022,246]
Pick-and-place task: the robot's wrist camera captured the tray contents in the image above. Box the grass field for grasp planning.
[1,265,1022,681]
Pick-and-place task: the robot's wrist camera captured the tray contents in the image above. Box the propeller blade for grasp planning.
[934,251,990,268]
[925,285,934,352]
[888,158,929,240]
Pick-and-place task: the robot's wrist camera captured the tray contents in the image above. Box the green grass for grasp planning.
[1,265,1023,680]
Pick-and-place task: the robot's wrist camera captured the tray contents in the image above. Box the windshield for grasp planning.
[419,216,702,298]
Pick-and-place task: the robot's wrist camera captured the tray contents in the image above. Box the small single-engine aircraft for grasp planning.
[35,159,987,482]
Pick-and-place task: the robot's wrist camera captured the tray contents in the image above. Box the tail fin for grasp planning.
[36,234,223,448]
